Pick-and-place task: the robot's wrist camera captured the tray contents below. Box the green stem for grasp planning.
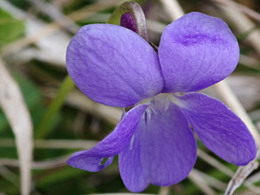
[35,75,75,139]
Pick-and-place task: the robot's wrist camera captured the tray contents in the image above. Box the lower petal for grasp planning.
[67,104,148,172]
[119,97,197,192]
[177,92,257,165]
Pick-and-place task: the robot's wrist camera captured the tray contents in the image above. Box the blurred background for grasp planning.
[0,0,260,194]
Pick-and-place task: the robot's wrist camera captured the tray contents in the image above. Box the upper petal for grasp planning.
[119,96,197,192]
[159,12,239,93]
[177,93,257,165]
[67,104,148,172]
[66,24,164,107]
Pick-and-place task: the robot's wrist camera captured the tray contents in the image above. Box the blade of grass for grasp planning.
[0,58,33,195]
[35,75,74,139]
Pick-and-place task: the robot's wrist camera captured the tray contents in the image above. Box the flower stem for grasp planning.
[35,75,75,139]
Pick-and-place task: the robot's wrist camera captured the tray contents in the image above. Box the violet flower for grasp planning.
[66,12,256,192]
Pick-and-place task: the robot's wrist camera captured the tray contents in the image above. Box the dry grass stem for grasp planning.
[160,0,184,20]
[213,81,260,146]
[43,87,121,124]
[1,22,61,56]
[224,161,259,195]
[198,149,260,193]
[12,48,67,67]
[0,156,68,170]
[197,149,234,176]
[158,186,170,195]
[89,194,155,195]
[28,0,79,33]
[0,58,33,195]
[146,20,166,34]
[68,0,120,22]
[0,164,19,187]
[212,0,260,21]
[192,169,227,190]
[188,170,216,195]
[34,139,97,149]
[43,87,122,125]
[0,139,97,149]
[247,171,260,184]
[63,90,121,125]
[212,2,260,54]
[239,54,260,71]
[1,0,119,57]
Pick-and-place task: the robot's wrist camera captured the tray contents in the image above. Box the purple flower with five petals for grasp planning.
[66,12,256,192]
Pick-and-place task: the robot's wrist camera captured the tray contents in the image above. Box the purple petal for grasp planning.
[66,24,163,107]
[119,97,197,192]
[177,92,257,165]
[67,104,148,172]
[159,12,239,93]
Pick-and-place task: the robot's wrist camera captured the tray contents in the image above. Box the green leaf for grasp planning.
[0,8,25,47]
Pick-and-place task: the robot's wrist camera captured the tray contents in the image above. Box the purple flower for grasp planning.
[66,12,256,192]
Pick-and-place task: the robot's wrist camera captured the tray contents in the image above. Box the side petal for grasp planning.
[177,93,257,165]
[67,104,148,172]
[119,97,197,192]
[66,24,164,107]
[159,12,239,93]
